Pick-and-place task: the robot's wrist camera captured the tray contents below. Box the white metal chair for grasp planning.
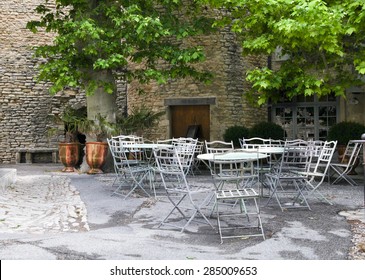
[299,140,337,205]
[107,138,152,199]
[329,141,361,186]
[207,151,265,242]
[153,146,215,232]
[265,142,312,211]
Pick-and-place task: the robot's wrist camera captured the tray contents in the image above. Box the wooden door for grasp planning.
[170,105,210,140]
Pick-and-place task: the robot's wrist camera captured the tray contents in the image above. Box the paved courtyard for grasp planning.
[0,163,364,260]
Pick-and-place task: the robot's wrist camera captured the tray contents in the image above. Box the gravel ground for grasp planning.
[346,209,365,260]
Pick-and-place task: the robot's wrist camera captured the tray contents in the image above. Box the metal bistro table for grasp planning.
[197,151,269,162]
[198,151,269,193]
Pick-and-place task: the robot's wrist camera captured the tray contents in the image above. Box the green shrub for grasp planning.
[327,121,365,145]
[223,125,250,147]
[249,122,285,140]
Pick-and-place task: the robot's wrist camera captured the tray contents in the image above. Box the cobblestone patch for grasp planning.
[0,175,89,234]
[339,208,365,260]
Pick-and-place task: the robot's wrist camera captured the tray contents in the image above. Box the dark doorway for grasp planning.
[170,105,210,140]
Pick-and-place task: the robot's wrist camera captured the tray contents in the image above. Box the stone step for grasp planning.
[0,168,17,191]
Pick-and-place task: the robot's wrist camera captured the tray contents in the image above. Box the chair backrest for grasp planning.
[174,140,197,174]
[277,141,312,173]
[107,138,132,171]
[239,137,270,148]
[284,139,308,146]
[269,139,285,147]
[107,138,121,166]
[153,147,191,192]
[313,141,337,173]
[153,147,181,174]
[340,141,362,167]
[205,140,234,154]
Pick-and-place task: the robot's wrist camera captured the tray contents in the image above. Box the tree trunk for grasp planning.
[86,70,117,172]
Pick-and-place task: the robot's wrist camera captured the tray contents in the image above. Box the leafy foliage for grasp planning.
[116,105,165,135]
[78,114,118,142]
[201,0,365,104]
[48,106,87,142]
[327,121,365,145]
[27,0,215,95]
[249,122,285,140]
[223,125,250,147]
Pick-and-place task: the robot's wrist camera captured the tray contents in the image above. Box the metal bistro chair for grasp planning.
[212,151,265,243]
[299,141,337,205]
[107,138,152,199]
[153,146,215,233]
[329,141,362,186]
[265,142,312,211]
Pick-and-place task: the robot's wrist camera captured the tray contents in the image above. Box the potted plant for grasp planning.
[116,105,164,136]
[79,114,117,174]
[49,107,87,172]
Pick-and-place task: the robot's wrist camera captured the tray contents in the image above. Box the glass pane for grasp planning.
[274,108,294,139]
[297,107,314,140]
[318,105,337,140]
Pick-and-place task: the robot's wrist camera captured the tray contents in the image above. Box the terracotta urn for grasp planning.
[58,142,80,172]
[85,142,109,174]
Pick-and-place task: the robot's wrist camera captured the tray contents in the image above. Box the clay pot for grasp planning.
[58,142,81,172]
[85,142,109,174]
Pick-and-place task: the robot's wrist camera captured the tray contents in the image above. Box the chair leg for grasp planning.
[159,194,188,229]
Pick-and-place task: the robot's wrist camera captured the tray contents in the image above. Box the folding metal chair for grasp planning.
[300,141,337,205]
[153,147,215,232]
[329,141,361,186]
[107,138,152,199]
[211,151,265,243]
[265,142,312,211]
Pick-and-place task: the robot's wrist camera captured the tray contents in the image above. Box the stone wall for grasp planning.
[0,1,127,163]
[0,1,266,163]
[128,28,267,141]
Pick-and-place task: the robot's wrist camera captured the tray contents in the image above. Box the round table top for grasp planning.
[122,143,173,149]
[197,151,268,162]
[239,146,284,154]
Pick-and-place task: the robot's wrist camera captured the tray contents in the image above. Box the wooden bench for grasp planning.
[15,148,59,164]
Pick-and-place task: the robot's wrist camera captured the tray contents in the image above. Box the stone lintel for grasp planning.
[164,97,216,106]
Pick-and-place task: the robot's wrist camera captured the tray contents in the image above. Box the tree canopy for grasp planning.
[202,0,365,105]
[28,0,365,106]
[27,0,214,96]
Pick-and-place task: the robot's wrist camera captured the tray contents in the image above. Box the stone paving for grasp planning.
[0,164,364,260]
[0,175,89,234]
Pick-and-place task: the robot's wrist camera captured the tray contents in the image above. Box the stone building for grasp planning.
[0,0,268,164]
[1,1,364,164]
